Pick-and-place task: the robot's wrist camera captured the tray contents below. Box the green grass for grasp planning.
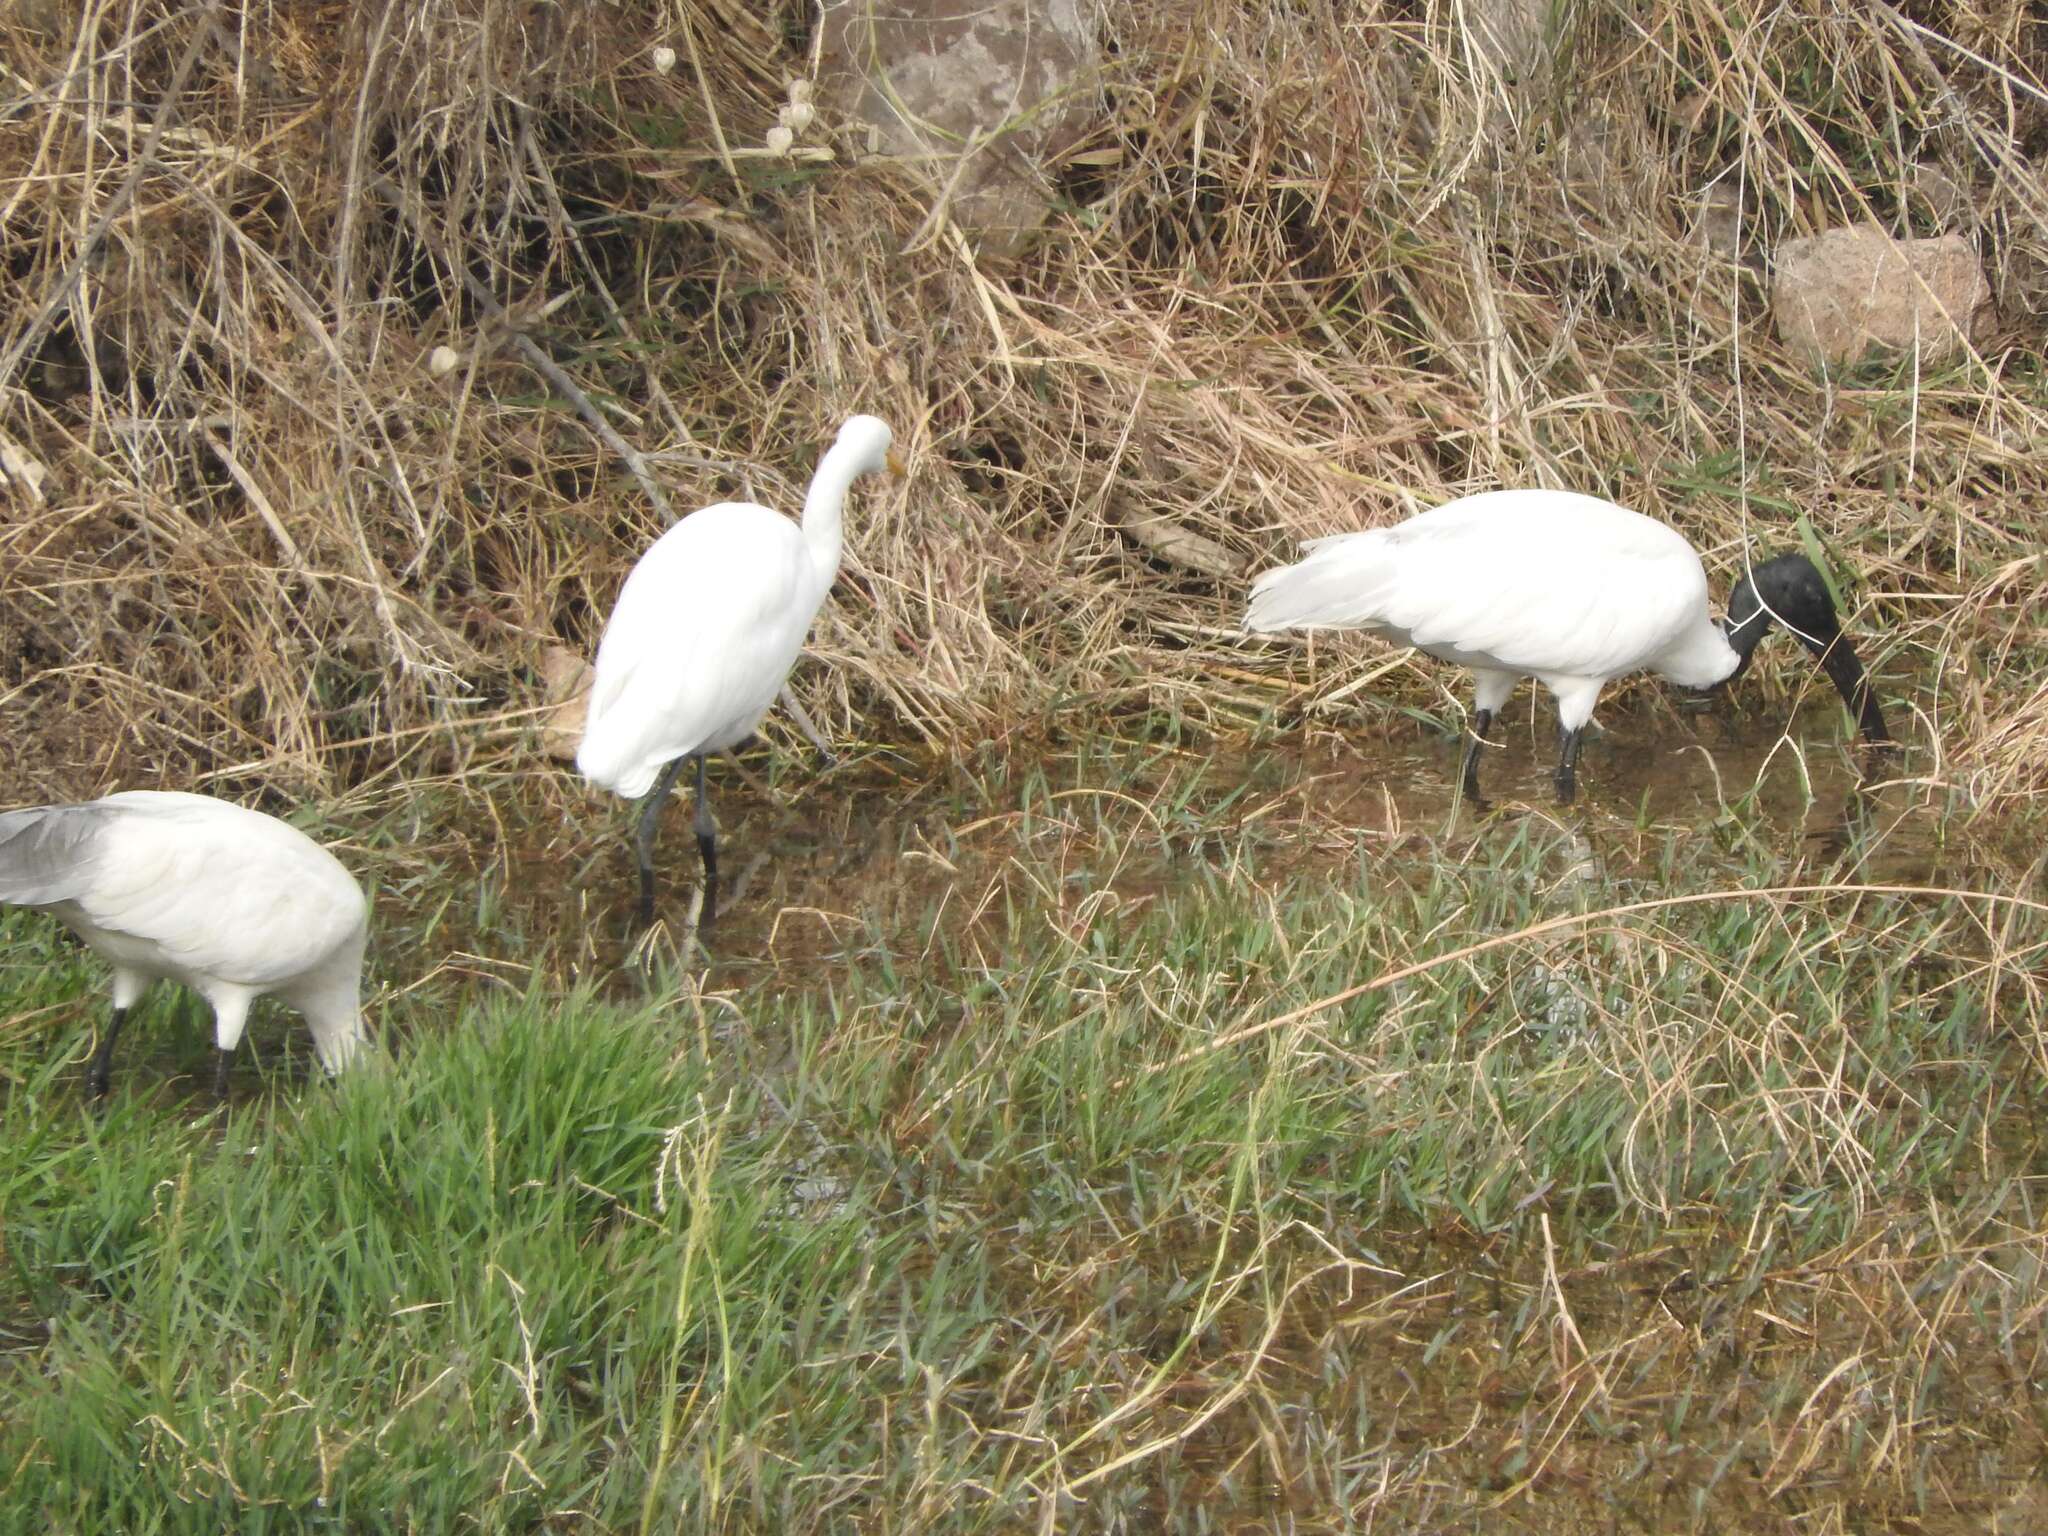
[1,745,2044,1530]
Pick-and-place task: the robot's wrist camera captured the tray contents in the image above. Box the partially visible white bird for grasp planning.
[0,791,370,1097]
[576,414,902,928]
[1244,489,1891,804]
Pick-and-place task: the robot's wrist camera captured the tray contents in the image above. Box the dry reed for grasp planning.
[0,0,2041,810]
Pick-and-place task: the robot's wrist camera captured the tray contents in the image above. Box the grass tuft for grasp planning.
[3,749,2040,1527]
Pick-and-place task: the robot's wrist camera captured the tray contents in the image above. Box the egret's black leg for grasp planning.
[633,756,689,931]
[212,1046,233,1100]
[86,1005,129,1099]
[693,755,719,927]
[1554,723,1585,805]
[1460,709,1495,805]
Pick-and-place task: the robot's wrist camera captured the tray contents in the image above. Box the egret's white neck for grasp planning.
[798,440,865,591]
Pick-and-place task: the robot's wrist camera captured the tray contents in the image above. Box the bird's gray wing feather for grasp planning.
[0,805,115,907]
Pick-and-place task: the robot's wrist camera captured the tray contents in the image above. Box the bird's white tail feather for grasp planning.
[1244,531,1401,633]
[574,718,661,800]
[0,805,108,907]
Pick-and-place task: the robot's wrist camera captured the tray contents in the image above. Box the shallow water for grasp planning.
[525,694,1971,989]
[77,694,1987,1095]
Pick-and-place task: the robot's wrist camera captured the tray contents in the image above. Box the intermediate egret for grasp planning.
[0,791,370,1097]
[576,414,902,929]
[1244,490,1891,804]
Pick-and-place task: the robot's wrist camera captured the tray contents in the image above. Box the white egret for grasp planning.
[1244,490,1891,804]
[576,414,902,928]
[0,791,370,1097]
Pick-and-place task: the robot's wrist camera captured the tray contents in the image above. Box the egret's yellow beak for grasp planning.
[885,446,908,479]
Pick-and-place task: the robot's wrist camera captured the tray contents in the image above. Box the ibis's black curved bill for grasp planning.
[1812,634,1891,744]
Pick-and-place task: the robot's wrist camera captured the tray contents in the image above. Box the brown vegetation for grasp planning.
[1,0,2042,808]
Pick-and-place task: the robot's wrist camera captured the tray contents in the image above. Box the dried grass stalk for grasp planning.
[0,0,2041,807]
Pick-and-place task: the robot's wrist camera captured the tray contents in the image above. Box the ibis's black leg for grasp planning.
[212,1047,233,1100]
[1460,709,1495,806]
[1554,723,1585,805]
[693,755,719,927]
[633,756,689,931]
[86,1005,129,1099]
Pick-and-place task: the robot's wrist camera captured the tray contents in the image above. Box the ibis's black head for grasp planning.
[1724,553,1891,743]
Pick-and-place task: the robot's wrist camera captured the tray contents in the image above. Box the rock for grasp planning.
[819,0,1102,260]
[1113,510,1243,580]
[1771,224,1989,367]
[537,645,593,762]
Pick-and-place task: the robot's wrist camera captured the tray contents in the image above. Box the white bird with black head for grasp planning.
[0,791,370,1097]
[576,414,902,930]
[1243,489,1891,804]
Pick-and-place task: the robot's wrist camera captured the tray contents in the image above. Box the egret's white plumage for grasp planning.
[0,790,370,1096]
[1245,489,1890,803]
[578,414,900,927]
[577,504,830,800]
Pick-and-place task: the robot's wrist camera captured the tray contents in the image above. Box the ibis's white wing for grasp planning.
[0,793,364,985]
[0,803,118,906]
[1247,491,1710,679]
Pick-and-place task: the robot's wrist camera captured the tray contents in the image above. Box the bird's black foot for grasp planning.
[631,757,689,938]
[1553,725,1584,806]
[86,1006,127,1101]
[694,756,719,928]
[212,1048,232,1100]
[696,831,719,929]
[1459,709,1495,809]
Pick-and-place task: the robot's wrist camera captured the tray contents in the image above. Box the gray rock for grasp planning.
[820,0,1103,260]
[1771,223,1989,367]
[537,645,593,763]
